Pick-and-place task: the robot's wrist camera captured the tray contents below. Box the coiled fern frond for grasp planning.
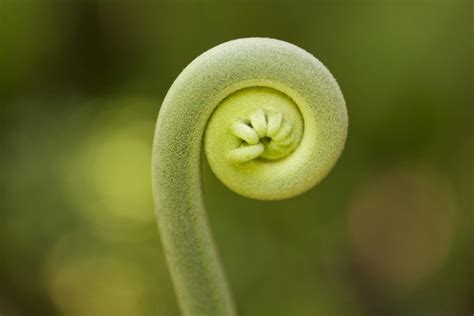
[152,38,347,315]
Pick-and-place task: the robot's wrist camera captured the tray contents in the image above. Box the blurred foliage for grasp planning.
[0,0,472,315]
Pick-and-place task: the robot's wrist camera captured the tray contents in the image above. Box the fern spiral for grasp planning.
[152,38,347,315]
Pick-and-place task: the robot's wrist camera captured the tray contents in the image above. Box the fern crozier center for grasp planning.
[228,108,299,163]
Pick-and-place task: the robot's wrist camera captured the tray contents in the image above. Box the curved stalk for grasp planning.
[152,38,347,315]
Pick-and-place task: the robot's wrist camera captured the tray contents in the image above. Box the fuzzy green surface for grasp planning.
[152,37,347,315]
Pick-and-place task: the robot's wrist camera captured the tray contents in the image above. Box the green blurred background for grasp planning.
[1,0,472,315]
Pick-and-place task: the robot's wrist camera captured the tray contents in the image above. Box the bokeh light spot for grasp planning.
[348,165,456,295]
[62,97,157,241]
[45,238,144,316]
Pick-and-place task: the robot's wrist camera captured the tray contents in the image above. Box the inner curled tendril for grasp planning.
[227,108,298,163]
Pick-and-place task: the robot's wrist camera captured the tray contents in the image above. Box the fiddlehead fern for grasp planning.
[152,38,347,315]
